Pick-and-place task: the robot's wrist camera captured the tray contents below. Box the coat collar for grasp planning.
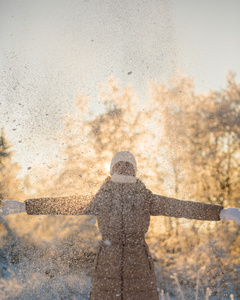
[111,174,137,183]
[100,176,146,192]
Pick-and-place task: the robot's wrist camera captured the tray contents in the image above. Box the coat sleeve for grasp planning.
[25,194,99,216]
[149,191,223,221]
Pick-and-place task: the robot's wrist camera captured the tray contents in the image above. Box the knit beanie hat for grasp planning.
[110,151,137,174]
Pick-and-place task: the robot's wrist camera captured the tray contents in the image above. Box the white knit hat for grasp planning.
[110,151,137,174]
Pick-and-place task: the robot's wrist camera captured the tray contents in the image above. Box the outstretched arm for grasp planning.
[0,195,99,216]
[24,195,96,215]
[149,193,223,221]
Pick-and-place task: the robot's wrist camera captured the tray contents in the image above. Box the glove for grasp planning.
[220,208,240,225]
[0,200,26,216]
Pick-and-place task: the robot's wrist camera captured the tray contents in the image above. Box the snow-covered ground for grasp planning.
[0,261,91,299]
[0,215,239,299]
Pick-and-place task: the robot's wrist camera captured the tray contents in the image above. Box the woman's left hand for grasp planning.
[220,208,240,225]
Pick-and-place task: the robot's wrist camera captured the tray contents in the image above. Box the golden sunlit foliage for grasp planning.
[0,128,24,203]
[147,72,240,208]
[51,76,166,198]
[44,72,240,213]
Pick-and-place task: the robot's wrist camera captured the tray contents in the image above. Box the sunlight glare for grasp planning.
[105,162,110,173]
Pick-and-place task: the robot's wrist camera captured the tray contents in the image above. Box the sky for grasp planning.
[0,0,240,176]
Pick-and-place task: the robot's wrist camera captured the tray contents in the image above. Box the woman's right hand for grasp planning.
[0,200,26,216]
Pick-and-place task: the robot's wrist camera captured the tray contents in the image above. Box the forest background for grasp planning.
[0,73,240,299]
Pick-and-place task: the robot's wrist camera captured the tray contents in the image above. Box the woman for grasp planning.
[1,151,240,300]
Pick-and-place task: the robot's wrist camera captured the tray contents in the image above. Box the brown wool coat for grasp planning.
[25,177,223,300]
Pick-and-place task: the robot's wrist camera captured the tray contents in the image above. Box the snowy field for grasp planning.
[0,215,239,300]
